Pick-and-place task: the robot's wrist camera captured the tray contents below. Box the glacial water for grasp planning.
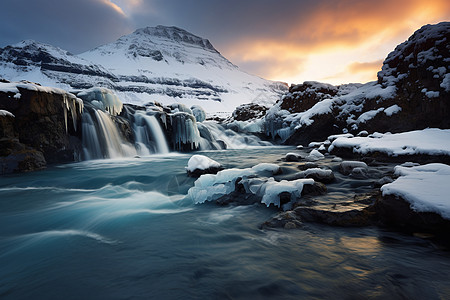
[1,147,450,299]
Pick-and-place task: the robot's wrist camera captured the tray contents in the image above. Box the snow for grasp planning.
[381,163,450,219]
[329,128,450,156]
[299,168,333,178]
[0,27,287,115]
[306,149,325,161]
[0,110,14,117]
[186,155,221,172]
[384,105,402,116]
[441,73,450,91]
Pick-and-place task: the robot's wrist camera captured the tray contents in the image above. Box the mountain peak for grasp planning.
[132,25,217,52]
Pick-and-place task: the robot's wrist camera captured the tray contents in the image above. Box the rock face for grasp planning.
[0,81,83,173]
[231,103,268,121]
[263,22,449,146]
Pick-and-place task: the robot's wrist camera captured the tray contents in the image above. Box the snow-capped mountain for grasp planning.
[0,26,287,115]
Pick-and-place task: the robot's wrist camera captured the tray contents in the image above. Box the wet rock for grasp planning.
[350,167,368,179]
[300,181,327,197]
[285,152,303,162]
[294,206,374,227]
[297,168,335,184]
[374,176,394,188]
[260,211,303,230]
[0,139,46,174]
[375,194,450,234]
[297,162,318,170]
[339,161,368,175]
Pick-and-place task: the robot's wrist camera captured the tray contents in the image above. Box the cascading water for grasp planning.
[82,107,137,159]
[198,121,272,150]
[133,111,169,155]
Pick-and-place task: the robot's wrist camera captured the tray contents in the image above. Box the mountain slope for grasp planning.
[0,26,287,115]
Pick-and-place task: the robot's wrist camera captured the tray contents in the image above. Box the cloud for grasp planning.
[347,60,384,74]
[0,0,132,53]
[0,0,448,84]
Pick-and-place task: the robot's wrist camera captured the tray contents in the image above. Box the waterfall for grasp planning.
[133,111,169,155]
[198,121,272,150]
[82,108,137,159]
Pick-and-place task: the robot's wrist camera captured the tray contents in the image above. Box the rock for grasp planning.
[260,211,303,230]
[285,152,303,162]
[297,162,318,170]
[186,154,224,177]
[375,194,450,234]
[0,139,46,174]
[298,168,335,184]
[294,206,374,227]
[306,149,325,161]
[374,176,394,188]
[350,167,368,179]
[266,23,449,147]
[339,161,368,175]
[0,81,83,170]
[231,103,268,121]
[300,181,327,197]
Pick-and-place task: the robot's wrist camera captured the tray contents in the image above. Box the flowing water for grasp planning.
[1,147,450,299]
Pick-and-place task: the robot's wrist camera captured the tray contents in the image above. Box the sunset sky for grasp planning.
[0,0,449,85]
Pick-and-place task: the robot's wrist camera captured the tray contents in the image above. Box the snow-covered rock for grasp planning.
[329,128,450,157]
[263,22,449,145]
[186,154,223,177]
[306,149,325,161]
[285,152,303,162]
[339,161,368,175]
[381,163,450,220]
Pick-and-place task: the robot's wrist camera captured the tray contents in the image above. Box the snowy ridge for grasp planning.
[0,26,287,115]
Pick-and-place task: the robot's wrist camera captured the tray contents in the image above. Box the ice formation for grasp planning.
[77,87,123,116]
[190,105,206,122]
[188,163,281,204]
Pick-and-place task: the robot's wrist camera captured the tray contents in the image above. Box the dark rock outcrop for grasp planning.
[264,22,449,146]
[0,81,83,173]
[231,103,268,121]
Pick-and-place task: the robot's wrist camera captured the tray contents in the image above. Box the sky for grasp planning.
[0,0,449,85]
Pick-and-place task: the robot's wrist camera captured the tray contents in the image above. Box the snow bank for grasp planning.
[329,128,450,156]
[381,163,450,219]
[186,155,221,172]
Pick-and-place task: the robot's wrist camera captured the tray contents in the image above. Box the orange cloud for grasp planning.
[221,0,450,84]
[347,60,383,74]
